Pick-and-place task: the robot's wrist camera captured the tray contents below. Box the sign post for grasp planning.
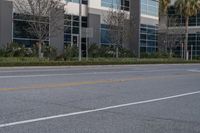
[79,0,82,61]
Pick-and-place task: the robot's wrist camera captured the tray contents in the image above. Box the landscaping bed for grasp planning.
[0,57,199,67]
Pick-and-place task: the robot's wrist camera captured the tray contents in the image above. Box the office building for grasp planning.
[0,0,159,56]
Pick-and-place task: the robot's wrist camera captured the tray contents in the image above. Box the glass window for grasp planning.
[141,0,158,17]
[65,0,88,4]
[64,15,88,45]
[101,0,129,11]
[101,24,111,45]
[140,24,158,53]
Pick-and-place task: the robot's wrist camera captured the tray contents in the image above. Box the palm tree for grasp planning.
[160,0,171,15]
[175,0,200,60]
[159,0,171,53]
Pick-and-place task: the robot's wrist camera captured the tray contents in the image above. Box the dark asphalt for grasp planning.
[0,64,200,133]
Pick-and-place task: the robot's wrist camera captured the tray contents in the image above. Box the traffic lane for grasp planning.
[112,92,200,124]
[0,64,199,71]
[0,67,194,89]
[0,73,199,126]
[0,69,198,94]
[0,64,199,76]
[0,92,200,133]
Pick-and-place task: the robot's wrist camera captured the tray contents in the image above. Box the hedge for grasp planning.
[0,58,199,67]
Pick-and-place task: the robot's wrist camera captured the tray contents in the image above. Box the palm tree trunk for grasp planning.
[185,17,189,60]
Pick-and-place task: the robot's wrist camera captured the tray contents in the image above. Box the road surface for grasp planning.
[0,64,200,133]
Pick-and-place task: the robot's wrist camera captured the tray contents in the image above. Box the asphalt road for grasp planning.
[0,64,200,133]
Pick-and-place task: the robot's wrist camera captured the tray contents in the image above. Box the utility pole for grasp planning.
[79,0,82,61]
[181,42,184,59]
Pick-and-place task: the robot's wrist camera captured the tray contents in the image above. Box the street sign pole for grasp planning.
[79,0,82,61]
[86,37,88,61]
[191,45,193,60]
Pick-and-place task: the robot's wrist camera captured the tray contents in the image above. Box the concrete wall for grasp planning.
[88,0,101,9]
[0,0,13,48]
[141,16,159,26]
[129,0,141,57]
[50,8,65,55]
[65,2,88,16]
[88,13,101,46]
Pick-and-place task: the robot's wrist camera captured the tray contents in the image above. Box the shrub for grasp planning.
[0,42,58,59]
[42,45,57,60]
[118,46,134,58]
[140,52,170,58]
[193,56,200,60]
[100,46,115,57]
[88,44,100,58]
[0,42,37,57]
[5,43,27,57]
[88,44,134,58]
[0,47,6,57]
[64,45,78,60]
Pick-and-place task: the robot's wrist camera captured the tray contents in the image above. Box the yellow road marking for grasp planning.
[0,73,199,92]
[0,88,19,91]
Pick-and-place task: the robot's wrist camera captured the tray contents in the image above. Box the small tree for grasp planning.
[104,8,130,58]
[14,0,66,58]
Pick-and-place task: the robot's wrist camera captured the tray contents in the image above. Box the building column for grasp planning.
[88,13,101,46]
[0,0,13,48]
[49,8,65,55]
[129,0,141,57]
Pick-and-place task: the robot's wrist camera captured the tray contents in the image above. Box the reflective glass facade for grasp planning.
[167,6,200,57]
[13,13,88,48]
[101,0,130,11]
[168,6,200,26]
[13,13,49,47]
[65,0,88,4]
[100,24,111,45]
[140,0,159,53]
[64,15,87,48]
[140,24,158,53]
[188,34,200,56]
[141,0,159,17]
[100,0,130,45]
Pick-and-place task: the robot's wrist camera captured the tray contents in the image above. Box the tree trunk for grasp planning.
[185,17,189,60]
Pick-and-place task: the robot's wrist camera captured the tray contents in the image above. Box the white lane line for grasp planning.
[0,90,200,128]
[188,69,200,73]
[0,69,186,79]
